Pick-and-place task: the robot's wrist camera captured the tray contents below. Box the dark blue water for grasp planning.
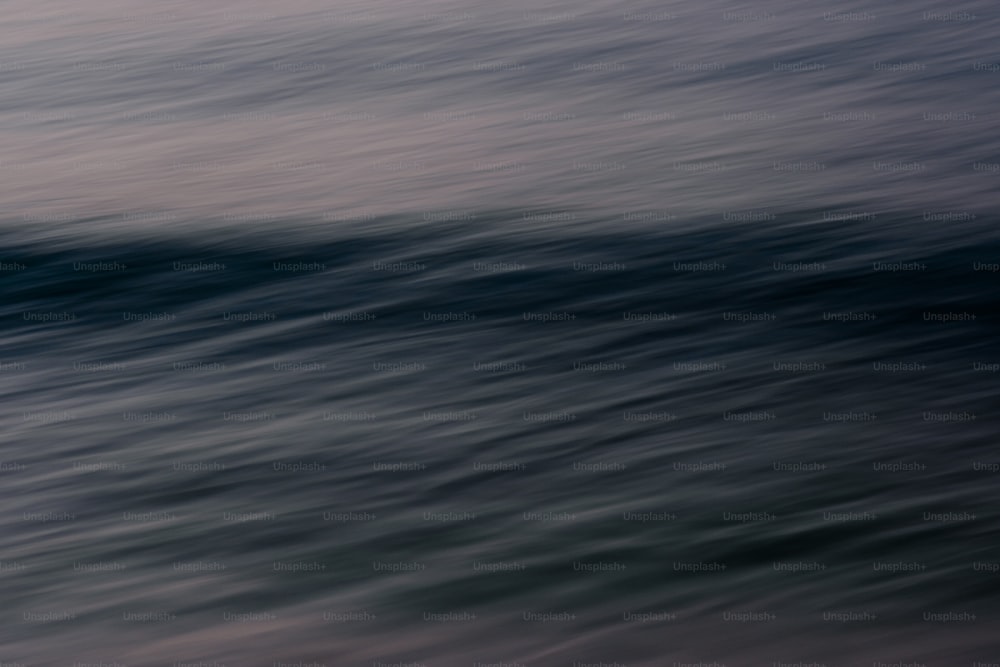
[1,1,999,665]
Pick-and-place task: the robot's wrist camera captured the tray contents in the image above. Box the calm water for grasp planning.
[1,1,999,665]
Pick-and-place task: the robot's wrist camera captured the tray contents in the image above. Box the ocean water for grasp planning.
[1,1,999,666]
